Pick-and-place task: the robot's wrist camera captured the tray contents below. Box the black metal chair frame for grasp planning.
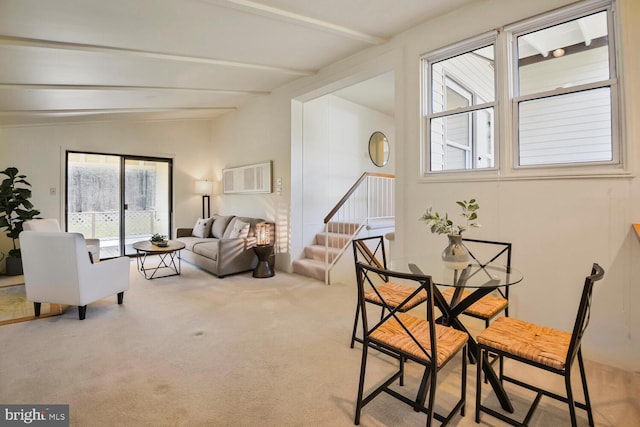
[350,235,426,348]
[354,261,467,426]
[453,239,512,375]
[457,238,512,326]
[475,263,604,427]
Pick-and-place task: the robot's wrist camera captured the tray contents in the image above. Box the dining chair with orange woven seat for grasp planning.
[475,263,604,427]
[350,235,428,348]
[439,238,512,328]
[354,261,468,426]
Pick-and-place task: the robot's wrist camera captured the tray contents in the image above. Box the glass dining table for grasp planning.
[389,256,524,413]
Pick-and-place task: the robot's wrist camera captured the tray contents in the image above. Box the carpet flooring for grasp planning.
[0,261,638,426]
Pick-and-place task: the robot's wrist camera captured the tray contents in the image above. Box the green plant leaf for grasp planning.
[0,167,39,249]
[2,167,18,178]
[8,248,21,258]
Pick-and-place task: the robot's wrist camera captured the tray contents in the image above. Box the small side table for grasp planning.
[253,244,275,278]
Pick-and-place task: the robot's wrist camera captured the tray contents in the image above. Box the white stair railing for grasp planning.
[323,173,394,284]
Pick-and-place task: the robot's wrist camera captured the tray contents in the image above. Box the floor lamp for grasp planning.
[195,180,213,218]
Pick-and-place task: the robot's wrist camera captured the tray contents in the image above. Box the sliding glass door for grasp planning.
[66,152,173,259]
[122,158,171,255]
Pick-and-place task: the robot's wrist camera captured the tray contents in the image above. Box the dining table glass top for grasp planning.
[389,256,523,289]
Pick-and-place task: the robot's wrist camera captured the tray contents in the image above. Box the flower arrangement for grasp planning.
[420,199,480,235]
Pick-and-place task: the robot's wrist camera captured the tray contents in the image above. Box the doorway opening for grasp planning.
[65,151,173,259]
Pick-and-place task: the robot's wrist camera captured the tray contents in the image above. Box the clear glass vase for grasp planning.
[441,234,470,270]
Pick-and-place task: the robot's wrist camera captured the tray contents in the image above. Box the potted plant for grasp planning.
[0,167,41,275]
[420,199,479,269]
[150,233,168,247]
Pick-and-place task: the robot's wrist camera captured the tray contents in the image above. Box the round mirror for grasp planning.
[368,131,389,167]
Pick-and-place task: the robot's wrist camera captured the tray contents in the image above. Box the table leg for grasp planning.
[433,285,514,413]
[167,250,181,274]
[136,250,150,279]
[137,250,181,280]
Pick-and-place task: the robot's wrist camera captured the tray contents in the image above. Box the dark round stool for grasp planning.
[253,244,275,278]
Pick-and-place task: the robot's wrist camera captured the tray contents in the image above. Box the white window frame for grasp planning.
[421,32,498,177]
[419,0,627,182]
[509,0,619,171]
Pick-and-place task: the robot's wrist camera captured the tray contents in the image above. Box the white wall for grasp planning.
[0,119,213,268]
[209,91,394,266]
[397,0,640,371]
[208,0,640,371]
[209,94,293,268]
[300,94,394,251]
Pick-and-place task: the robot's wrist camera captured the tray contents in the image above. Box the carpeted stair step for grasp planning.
[305,244,341,262]
[293,224,359,282]
[315,232,351,248]
[292,258,326,282]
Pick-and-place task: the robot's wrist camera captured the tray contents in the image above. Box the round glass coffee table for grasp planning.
[132,240,186,280]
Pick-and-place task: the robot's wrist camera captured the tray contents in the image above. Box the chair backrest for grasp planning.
[462,238,512,271]
[462,238,512,300]
[355,261,437,364]
[352,235,387,269]
[566,263,605,366]
[352,235,390,284]
[23,218,62,232]
[20,231,90,303]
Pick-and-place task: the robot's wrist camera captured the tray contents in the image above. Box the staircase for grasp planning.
[293,172,395,284]
[292,222,360,282]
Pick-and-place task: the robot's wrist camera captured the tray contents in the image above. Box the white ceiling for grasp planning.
[333,72,395,117]
[0,0,477,126]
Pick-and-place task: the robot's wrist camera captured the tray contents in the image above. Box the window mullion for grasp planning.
[513,79,615,104]
[426,101,495,120]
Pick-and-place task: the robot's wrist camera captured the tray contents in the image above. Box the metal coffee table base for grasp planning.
[132,240,186,280]
[136,250,182,279]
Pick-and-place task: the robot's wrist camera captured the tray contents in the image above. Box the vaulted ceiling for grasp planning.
[0,0,477,126]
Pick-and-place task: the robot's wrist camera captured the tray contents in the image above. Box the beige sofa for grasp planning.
[176,215,274,278]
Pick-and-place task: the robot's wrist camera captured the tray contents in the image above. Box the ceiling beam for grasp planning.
[0,35,315,77]
[0,107,237,114]
[207,0,386,45]
[0,83,269,96]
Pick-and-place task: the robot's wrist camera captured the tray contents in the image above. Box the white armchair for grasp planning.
[19,231,130,320]
[23,218,100,262]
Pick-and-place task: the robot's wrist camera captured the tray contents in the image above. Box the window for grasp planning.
[424,37,496,172]
[513,8,616,167]
[421,0,619,176]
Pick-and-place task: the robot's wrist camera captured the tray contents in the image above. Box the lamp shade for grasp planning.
[195,180,214,195]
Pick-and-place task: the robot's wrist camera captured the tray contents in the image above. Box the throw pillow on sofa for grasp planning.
[211,215,234,238]
[192,217,214,238]
[227,219,250,239]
